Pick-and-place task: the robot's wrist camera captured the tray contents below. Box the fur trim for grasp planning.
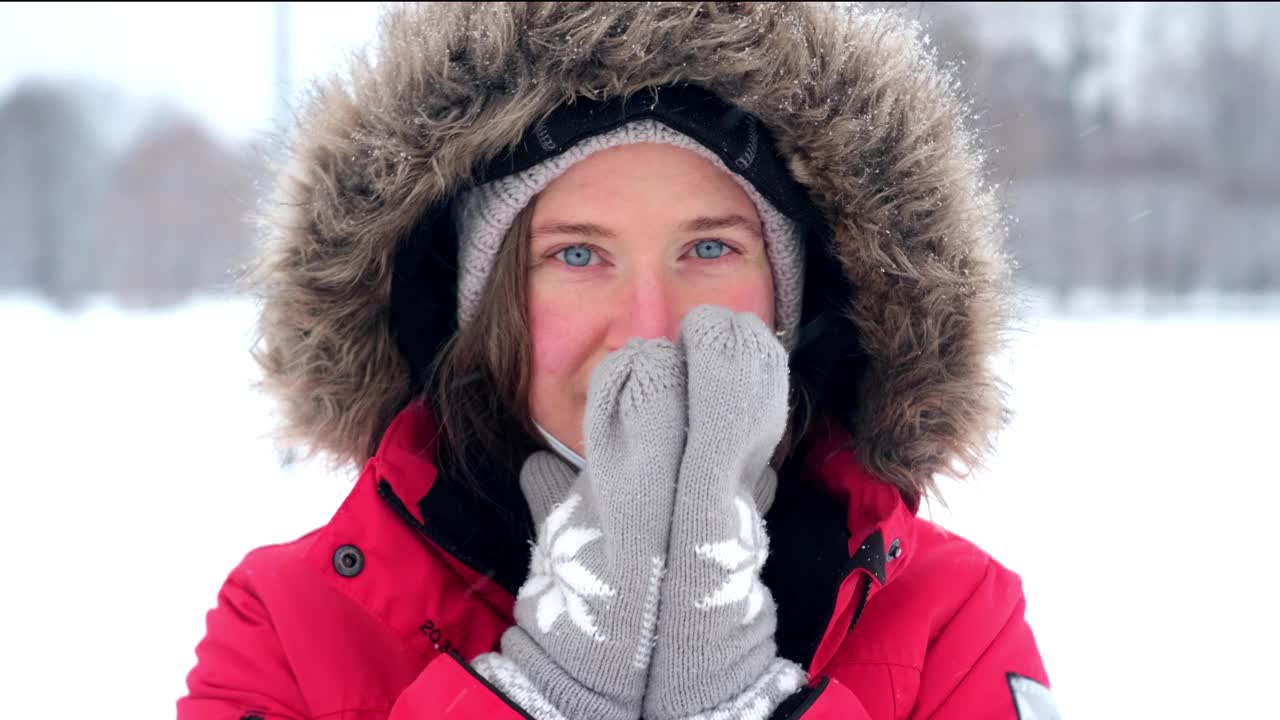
[250,2,1012,499]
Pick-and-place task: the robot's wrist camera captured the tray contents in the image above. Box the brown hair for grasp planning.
[427,197,813,498]
[428,200,539,495]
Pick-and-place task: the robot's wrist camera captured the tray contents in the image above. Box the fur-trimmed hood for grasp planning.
[251,2,1012,501]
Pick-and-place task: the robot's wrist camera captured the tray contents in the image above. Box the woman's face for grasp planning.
[526,142,775,456]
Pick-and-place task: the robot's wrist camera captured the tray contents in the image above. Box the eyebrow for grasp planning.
[681,214,763,240]
[530,214,763,242]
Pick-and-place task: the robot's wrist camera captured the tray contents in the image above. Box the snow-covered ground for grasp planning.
[0,294,1275,718]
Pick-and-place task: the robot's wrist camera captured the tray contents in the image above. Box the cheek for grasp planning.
[740,278,776,327]
[529,291,596,378]
[691,264,776,327]
[526,287,605,429]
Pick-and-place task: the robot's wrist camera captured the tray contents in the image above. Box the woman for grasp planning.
[180,4,1058,719]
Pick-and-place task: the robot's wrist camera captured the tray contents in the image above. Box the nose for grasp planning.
[607,272,683,346]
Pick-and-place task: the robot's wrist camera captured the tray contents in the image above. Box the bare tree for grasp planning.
[0,80,111,305]
[90,115,260,307]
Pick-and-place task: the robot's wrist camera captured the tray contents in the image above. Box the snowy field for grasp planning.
[0,294,1276,719]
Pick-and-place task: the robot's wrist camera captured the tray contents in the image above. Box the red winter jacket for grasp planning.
[178,401,1051,719]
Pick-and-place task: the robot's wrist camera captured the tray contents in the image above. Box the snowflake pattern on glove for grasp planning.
[693,496,769,624]
[518,493,616,641]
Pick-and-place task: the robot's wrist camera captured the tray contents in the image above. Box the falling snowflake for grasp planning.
[518,493,616,641]
[693,496,769,624]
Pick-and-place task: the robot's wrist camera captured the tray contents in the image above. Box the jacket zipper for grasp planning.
[848,572,874,632]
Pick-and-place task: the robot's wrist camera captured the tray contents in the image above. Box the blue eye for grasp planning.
[558,246,595,267]
[693,240,727,259]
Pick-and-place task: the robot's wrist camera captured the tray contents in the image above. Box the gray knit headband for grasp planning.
[453,119,805,349]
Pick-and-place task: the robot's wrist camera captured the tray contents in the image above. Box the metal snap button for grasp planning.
[887,538,903,561]
[333,544,364,577]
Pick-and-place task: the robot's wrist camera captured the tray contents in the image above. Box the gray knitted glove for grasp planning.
[473,337,686,720]
[643,306,807,720]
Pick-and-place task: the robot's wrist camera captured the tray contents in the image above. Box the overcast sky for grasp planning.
[0,2,384,143]
[4,2,1276,146]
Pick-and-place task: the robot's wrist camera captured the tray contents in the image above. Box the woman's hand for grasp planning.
[644,305,807,720]
[473,337,687,720]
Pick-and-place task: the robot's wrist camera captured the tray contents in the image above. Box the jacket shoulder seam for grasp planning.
[924,559,1023,712]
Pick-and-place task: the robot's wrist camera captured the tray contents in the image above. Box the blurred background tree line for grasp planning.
[2,2,1278,310]
[0,80,270,308]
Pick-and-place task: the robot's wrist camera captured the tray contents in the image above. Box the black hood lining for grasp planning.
[765,440,888,669]
[477,84,826,227]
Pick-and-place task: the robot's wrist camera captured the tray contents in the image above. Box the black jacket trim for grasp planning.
[442,649,539,720]
[848,573,874,633]
[768,677,830,720]
[377,477,533,597]
[851,529,888,585]
[845,530,888,634]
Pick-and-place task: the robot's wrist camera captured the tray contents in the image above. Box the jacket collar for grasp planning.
[373,402,917,671]
[371,398,535,598]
